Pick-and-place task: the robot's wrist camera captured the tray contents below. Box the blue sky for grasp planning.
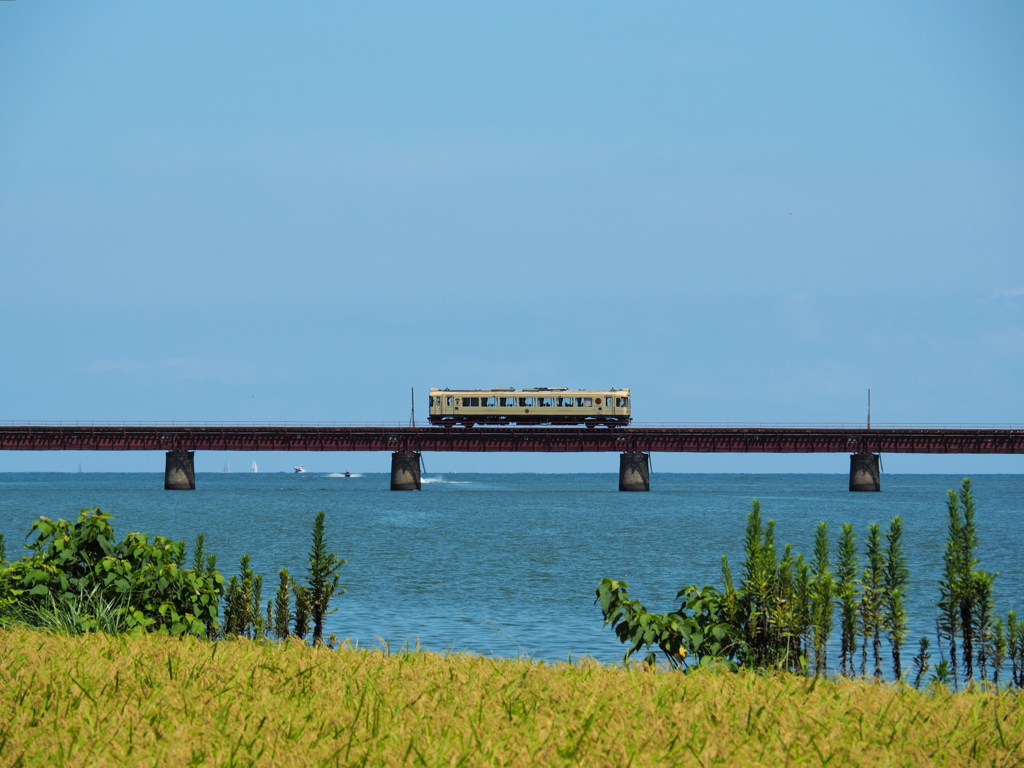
[2,1,1021,474]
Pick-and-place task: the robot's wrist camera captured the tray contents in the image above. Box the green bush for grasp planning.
[0,507,223,637]
[598,501,905,678]
[598,483,1024,688]
[596,579,740,670]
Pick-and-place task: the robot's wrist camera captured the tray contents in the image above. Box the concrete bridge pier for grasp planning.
[619,453,650,492]
[391,451,422,491]
[165,450,196,491]
[849,453,881,492]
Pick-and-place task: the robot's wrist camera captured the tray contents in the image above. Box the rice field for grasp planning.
[1,628,1022,767]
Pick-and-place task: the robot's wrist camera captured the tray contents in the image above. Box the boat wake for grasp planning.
[326,473,363,478]
[421,477,471,484]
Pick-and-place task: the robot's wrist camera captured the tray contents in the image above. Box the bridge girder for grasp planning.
[1,425,1022,454]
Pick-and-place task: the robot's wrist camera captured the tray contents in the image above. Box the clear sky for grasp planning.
[2,1,1022,474]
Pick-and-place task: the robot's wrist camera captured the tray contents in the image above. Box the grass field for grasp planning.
[1,629,1022,767]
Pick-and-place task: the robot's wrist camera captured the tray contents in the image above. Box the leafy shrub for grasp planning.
[599,482,1024,688]
[0,507,223,637]
[598,501,907,678]
[596,579,739,670]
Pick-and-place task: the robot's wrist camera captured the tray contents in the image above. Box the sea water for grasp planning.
[2,472,1022,671]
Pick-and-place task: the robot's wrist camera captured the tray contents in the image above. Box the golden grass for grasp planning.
[1,628,1022,767]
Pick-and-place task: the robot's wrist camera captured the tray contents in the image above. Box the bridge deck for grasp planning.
[2,423,1022,454]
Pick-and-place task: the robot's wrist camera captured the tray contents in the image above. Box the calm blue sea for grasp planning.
[2,472,1022,672]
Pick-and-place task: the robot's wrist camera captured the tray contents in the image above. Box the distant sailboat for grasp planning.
[77,462,83,473]
[223,461,231,473]
[251,461,258,473]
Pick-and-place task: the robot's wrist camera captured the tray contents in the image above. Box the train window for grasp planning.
[446,396,454,407]
[556,397,574,407]
[429,397,435,407]
[518,397,535,407]
[539,397,554,407]
[500,397,517,407]
[616,397,629,408]
[576,397,593,407]
[463,397,480,407]
[483,396,497,407]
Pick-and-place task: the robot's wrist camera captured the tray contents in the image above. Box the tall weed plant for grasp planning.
[599,479,1024,687]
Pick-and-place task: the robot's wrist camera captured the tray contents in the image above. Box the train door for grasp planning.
[437,392,455,420]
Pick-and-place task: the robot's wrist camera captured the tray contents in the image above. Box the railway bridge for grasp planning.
[2,422,1022,492]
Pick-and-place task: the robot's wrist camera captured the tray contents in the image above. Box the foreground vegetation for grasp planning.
[599,478,1024,690]
[2,480,1024,765]
[2,628,1023,767]
[0,508,343,646]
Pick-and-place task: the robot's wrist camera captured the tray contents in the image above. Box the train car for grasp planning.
[428,387,631,427]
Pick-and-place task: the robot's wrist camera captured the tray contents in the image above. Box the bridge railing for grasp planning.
[625,422,1024,430]
[0,420,419,428]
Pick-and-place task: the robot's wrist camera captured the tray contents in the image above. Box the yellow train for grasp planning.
[428,387,631,427]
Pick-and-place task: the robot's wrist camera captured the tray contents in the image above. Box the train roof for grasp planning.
[429,387,629,393]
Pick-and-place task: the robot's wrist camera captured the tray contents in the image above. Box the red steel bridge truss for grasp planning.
[2,423,1023,455]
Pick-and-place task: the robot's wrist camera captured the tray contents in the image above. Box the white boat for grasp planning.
[294,465,306,474]
[251,461,258,473]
